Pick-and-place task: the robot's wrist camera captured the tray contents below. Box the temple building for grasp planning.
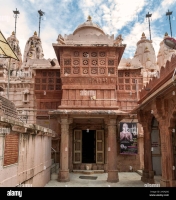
[0,15,176,186]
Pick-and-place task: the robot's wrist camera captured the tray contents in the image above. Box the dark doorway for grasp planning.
[82,130,95,163]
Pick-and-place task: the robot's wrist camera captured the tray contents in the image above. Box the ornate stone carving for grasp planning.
[99,68,105,74]
[108,68,115,74]
[92,60,98,65]
[74,51,79,57]
[73,59,79,65]
[82,68,89,74]
[99,59,105,65]
[73,67,80,74]
[91,68,98,74]
[64,67,71,74]
[64,59,71,65]
[108,59,114,65]
[91,52,97,57]
[83,60,88,65]
[99,52,106,57]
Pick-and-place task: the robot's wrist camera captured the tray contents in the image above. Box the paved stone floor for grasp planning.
[45,172,161,187]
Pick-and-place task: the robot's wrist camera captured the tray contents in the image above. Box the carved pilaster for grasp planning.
[137,110,154,183]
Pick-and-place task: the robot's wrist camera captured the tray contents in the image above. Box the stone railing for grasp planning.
[139,55,176,103]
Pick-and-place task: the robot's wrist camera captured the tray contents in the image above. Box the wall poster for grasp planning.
[119,122,138,155]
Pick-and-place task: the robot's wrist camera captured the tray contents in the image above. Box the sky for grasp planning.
[1,0,176,60]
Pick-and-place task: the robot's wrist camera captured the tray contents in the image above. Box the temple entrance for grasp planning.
[73,129,104,164]
[82,130,95,163]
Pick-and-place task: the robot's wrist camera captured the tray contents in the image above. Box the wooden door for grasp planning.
[96,130,104,164]
[73,130,82,163]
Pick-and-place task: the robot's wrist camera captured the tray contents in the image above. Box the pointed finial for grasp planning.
[12,31,15,35]
[34,31,37,36]
[165,32,168,36]
[87,15,92,21]
[142,32,145,37]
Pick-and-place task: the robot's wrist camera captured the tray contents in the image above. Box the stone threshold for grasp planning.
[73,170,104,174]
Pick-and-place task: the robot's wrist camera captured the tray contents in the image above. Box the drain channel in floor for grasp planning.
[79,176,97,180]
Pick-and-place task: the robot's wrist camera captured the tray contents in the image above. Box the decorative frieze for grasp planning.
[61,77,116,84]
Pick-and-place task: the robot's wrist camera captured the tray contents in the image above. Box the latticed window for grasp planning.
[125,72,130,77]
[34,70,61,91]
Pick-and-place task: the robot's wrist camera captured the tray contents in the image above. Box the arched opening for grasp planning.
[151,117,162,175]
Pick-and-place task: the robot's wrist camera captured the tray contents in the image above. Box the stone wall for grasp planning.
[0,117,55,187]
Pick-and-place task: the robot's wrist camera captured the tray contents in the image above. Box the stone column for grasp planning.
[106,118,119,182]
[159,125,176,187]
[141,124,154,183]
[58,116,72,182]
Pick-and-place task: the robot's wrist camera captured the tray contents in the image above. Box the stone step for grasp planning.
[73,170,104,174]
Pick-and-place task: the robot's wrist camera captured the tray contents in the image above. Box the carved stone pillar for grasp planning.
[105,118,119,182]
[159,125,176,187]
[140,124,154,183]
[58,116,73,182]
